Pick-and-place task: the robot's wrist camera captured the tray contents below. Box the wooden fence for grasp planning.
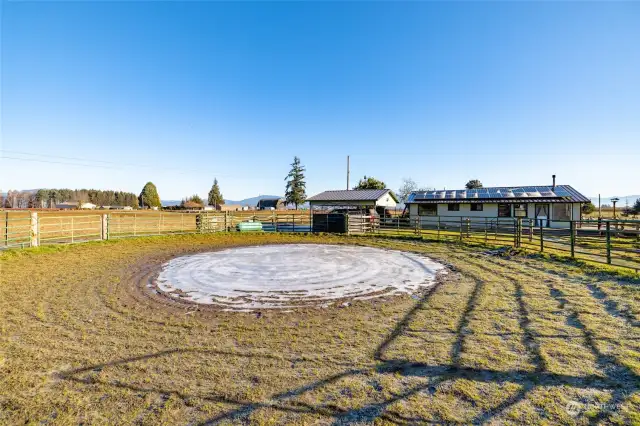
[2,210,638,273]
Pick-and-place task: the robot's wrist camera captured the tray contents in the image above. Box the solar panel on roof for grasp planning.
[554,187,570,197]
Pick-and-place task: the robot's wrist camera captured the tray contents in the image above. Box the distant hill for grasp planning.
[224,195,281,206]
[161,195,282,208]
[589,195,640,206]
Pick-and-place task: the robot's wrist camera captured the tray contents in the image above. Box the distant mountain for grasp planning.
[224,195,281,206]
[589,195,640,206]
[161,195,282,208]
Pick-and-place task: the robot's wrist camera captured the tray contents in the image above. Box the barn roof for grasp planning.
[307,189,398,203]
[407,185,589,204]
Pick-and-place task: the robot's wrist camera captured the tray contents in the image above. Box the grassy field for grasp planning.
[1,233,639,425]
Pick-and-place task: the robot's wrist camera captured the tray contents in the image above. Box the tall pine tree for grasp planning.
[284,156,307,209]
[208,178,224,208]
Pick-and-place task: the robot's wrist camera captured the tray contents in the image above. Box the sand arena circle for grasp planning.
[154,244,445,310]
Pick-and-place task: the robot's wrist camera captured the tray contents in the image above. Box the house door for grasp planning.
[535,204,550,227]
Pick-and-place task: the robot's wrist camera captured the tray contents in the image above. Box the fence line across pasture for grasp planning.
[1,210,638,273]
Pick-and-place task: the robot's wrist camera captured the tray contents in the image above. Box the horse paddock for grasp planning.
[0,232,638,424]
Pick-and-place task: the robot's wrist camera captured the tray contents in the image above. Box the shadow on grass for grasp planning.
[58,256,640,424]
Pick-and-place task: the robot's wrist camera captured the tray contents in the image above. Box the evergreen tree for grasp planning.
[632,198,640,215]
[208,178,224,208]
[354,176,386,190]
[139,182,161,208]
[284,156,307,209]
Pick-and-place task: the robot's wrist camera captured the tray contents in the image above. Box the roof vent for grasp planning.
[552,174,556,190]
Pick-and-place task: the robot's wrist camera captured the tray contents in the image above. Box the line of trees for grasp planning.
[167,178,225,210]
[0,188,139,208]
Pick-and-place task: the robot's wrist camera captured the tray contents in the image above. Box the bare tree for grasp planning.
[397,178,433,203]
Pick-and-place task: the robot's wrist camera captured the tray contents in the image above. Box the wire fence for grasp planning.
[1,210,638,273]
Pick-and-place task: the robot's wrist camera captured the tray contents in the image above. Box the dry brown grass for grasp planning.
[1,233,639,425]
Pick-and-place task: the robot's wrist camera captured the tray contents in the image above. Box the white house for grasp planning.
[307,189,398,211]
[405,184,589,228]
[79,202,97,210]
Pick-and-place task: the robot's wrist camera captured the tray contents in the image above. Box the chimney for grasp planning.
[552,174,556,190]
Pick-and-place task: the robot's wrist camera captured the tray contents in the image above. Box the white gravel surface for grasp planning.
[156,244,444,310]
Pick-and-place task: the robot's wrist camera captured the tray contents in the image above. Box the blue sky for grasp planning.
[2,2,639,200]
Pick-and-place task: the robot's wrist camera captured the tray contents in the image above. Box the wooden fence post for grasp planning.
[30,212,38,247]
[4,212,8,247]
[539,222,544,252]
[606,221,611,264]
[570,220,575,258]
[437,217,441,241]
[484,218,488,243]
[101,214,108,240]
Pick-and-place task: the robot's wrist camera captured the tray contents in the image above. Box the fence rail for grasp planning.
[373,215,639,272]
[1,211,638,273]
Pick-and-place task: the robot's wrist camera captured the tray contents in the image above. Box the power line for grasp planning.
[2,149,137,166]
[2,156,124,170]
[0,150,242,179]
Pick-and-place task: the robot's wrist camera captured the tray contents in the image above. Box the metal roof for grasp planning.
[307,189,397,202]
[407,185,590,204]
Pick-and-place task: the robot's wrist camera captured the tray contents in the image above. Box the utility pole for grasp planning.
[598,194,601,218]
[346,155,350,190]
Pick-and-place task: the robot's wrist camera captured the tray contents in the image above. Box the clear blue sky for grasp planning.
[2,1,639,200]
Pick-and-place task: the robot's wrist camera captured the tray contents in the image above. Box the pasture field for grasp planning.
[1,233,639,425]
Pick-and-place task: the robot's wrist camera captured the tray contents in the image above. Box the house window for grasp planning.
[552,203,571,221]
[470,204,483,211]
[498,204,511,217]
[418,204,437,216]
[513,203,527,217]
[448,204,460,211]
